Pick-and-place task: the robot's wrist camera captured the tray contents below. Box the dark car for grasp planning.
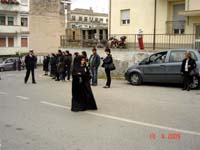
[0,57,24,72]
[125,49,200,89]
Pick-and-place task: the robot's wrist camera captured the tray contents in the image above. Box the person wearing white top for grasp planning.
[181,52,196,91]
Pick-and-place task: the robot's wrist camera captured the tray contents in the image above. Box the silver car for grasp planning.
[0,58,24,72]
[125,49,200,89]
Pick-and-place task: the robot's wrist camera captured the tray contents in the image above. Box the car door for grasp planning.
[164,50,186,83]
[142,52,167,83]
[5,59,14,71]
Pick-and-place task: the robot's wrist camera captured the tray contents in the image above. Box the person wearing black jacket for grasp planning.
[24,50,37,84]
[64,50,72,81]
[102,48,113,88]
[50,53,57,78]
[181,52,197,91]
[55,50,63,81]
[88,48,101,86]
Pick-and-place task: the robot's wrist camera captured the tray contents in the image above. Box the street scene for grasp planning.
[1,0,200,149]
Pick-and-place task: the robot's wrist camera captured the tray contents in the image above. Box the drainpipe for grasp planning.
[109,0,112,38]
[153,0,157,50]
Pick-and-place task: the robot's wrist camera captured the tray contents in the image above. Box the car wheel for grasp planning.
[0,68,4,72]
[190,75,200,89]
[129,72,142,85]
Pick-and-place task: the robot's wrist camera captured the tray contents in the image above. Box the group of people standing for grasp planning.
[41,47,115,112]
[43,50,73,82]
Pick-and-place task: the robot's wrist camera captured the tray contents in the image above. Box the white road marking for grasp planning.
[0,91,8,95]
[16,96,30,100]
[41,101,200,136]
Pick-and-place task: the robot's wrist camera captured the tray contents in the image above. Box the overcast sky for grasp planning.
[71,0,109,13]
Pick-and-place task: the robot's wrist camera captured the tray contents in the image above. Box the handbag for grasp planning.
[109,63,116,71]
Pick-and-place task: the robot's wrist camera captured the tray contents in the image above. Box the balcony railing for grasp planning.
[0,25,29,34]
[0,0,20,12]
[0,0,19,5]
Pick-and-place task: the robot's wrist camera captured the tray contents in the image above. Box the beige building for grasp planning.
[29,0,66,54]
[60,6,108,48]
[109,0,200,49]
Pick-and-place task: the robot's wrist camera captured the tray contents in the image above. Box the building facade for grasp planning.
[109,0,200,49]
[29,0,66,54]
[61,6,108,47]
[0,0,30,56]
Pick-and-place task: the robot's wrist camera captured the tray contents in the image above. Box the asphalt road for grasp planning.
[0,69,200,150]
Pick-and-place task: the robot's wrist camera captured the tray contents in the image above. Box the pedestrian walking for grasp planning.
[24,50,37,84]
[71,57,97,112]
[102,48,115,88]
[181,51,197,91]
[88,48,101,86]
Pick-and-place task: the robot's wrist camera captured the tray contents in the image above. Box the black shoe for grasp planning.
[182,88,186,91]
[103,86,110,88]
[187,88,190,91]
[32,82,37,84]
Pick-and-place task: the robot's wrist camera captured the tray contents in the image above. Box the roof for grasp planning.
[69,8,108,17]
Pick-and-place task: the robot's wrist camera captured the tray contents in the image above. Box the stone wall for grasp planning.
[61,48,152,78]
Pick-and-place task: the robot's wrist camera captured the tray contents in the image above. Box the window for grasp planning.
[71,24,76,28]
[84,17,88,22]
[8,17,14,26]
[169,51,197,63]
[95,18,98,22]
[8,37,14,47]
[21,37,28,47]
[79,16,82,21]
[72,16,76,21]
[149,52,167,64]
[121,9,130,25]
[21,0,28,5]
[173,4,185,34]
[100,18,103,23]
[0,37,6,47]
[106,19,108,23]
[0,16,6,25]
[21,17,28,27]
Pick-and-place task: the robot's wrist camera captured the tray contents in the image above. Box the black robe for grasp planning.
[71,65,97,112]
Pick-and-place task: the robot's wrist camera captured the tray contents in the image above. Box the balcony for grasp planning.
[0,0,20,13]
[0,47,29,55]
[0,25,29,34]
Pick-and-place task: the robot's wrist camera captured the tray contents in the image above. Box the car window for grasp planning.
[139,57,149,65]
[149,52,167,64]
[169,51,197,63]
[5,59,14,63]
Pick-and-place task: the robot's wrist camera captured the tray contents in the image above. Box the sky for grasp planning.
[71,0,109,13]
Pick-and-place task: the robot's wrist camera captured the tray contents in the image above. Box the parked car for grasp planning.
[0,57,24,72]
[125,49,200,89]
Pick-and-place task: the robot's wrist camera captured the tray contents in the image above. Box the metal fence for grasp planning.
[60,34,200,50]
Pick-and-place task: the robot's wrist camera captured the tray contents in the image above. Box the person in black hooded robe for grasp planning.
[71,56,97,112]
